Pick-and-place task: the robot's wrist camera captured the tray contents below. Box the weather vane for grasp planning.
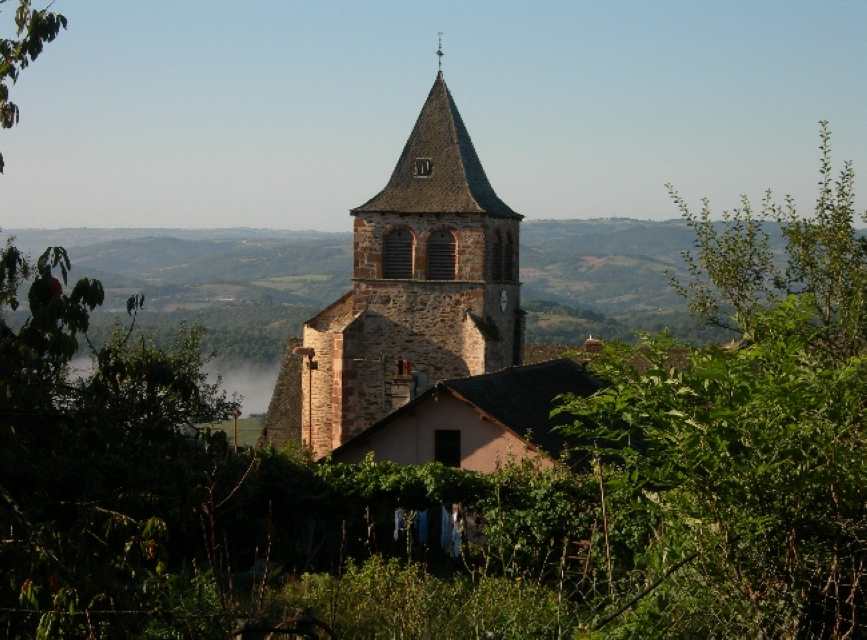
[436,32,444,71]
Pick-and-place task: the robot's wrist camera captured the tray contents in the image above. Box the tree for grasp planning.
[0,0,67,173]
[0,243,240,638]
[558,125,867,637]
[667,122,867,356]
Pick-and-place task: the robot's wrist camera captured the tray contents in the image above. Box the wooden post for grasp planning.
[232,408,241,450]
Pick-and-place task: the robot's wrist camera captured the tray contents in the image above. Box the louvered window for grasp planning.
[491,232,503,282]
[382,228,413,279]
[427,230,456,280]
[504,232,515,283]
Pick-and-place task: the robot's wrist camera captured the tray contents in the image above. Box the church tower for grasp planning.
[291,71,524,458]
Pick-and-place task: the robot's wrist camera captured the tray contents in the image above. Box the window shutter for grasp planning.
[382,229,413,279]
[427,230,456,280]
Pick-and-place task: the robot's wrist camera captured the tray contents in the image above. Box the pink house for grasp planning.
[329,359,600,473]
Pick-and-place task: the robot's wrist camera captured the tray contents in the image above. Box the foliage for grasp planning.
[278,555,581,639]
[667,121,867,354]
[0,0,67,173]
[0,240,243,638]
[556,126,867,637]
[559,301,867,636]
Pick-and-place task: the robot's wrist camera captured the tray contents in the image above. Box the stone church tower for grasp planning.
[265,71,524,459]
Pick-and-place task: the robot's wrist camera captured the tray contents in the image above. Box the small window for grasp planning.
[427,230,456,280]
[434,430,461,467]
[491,231,503,282]
[504,232,515,283]
[382,228,413,279]
[413,157,433,178]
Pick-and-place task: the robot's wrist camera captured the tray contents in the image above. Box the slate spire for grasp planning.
[352,72,521,219]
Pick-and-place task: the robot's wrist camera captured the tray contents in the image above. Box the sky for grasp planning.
[2,1,866,231]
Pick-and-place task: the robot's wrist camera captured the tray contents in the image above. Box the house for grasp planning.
[329,359,600,472]
[265,69,527,458]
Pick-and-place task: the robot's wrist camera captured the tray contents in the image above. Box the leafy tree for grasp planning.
[0,240,244,637]
[667,121,867,356]
[0,0,67,173]
[561,300,867,637]
[558,125,867,637]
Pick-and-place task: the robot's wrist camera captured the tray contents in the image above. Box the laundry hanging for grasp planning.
[440,505,452,550]
[415,509,429,545]
[393,508,405,542]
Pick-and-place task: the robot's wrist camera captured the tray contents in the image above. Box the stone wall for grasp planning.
[481,282,522,372]
[301,323,343,458]
[295,210,523,459]
[337,282,489,442]
[462,314,487,375]
[261,337,302,448]
[353,212,486,281]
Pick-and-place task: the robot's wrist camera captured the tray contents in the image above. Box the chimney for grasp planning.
[583,334,604,353]
[387,359,414,412]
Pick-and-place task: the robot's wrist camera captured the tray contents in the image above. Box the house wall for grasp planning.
[331,393,554,473]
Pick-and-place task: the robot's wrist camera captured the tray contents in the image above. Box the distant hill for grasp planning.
[2,218,769,358]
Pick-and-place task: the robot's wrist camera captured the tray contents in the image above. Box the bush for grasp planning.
[277,555,581,639]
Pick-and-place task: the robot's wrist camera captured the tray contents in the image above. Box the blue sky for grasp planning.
[2,1,866,231]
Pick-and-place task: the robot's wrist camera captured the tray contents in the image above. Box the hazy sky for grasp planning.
[2,1,866,231]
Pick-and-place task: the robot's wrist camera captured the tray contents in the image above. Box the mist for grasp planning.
[205,361,281,417]
[68,357,280,418]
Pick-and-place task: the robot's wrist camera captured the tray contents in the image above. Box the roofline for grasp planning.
[349,208,524,220]
[348,72,523,221]
[440,357,589,386]
[327,376,559,463]
[440,385,553,460]
[303,290,353,328]
[327,385,439,459]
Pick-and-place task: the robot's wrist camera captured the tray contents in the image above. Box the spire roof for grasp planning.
[352,72,521,219]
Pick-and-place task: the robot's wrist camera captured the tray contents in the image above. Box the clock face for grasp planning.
[499,289,508,312]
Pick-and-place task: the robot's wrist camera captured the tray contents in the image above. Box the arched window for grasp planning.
[382,228,413,279]
[427,230,457,280]
[504,232,515,283]
[491,231,503,282]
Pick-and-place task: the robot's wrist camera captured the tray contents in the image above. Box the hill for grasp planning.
[2,218,755,360]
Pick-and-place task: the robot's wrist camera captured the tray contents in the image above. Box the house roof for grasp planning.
[351,72,522,220]
[443,359,601,456]
[303,290,355,331]
[330,358,600,461]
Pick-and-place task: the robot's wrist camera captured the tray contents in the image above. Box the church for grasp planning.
[265,69,585,464]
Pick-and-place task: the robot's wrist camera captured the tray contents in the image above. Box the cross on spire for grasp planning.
[436,32,444,71]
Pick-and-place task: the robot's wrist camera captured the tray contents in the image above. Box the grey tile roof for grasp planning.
[352,72,522,219]
[443,359,600,456]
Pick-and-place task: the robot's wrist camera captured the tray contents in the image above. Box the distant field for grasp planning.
[253,274,335,291]
[203,416,265,448]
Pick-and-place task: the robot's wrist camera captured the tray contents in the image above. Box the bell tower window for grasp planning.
[491,231,503,282]
[382,228,414,279]
[504,231,516,283]
[427,230,457,280]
